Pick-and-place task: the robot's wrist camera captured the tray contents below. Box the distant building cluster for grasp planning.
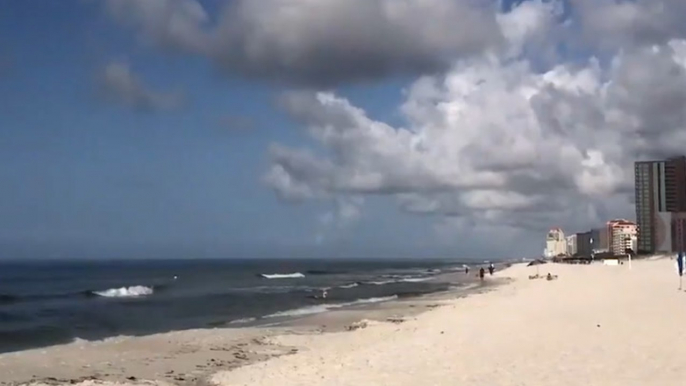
[543,220,636,259]
[543,155,686,259]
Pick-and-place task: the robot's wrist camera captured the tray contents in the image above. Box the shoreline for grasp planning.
[0,259,492,355]
[0,270,507,386]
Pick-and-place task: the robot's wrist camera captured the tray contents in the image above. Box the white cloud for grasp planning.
[98,62,185,112]
[572,0,686,50]
[266,36,686,255]
[104,0,210,53]
[101,0,686,255]
[314,197,365,245]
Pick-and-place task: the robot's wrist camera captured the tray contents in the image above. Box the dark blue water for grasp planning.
[0,258,469,353]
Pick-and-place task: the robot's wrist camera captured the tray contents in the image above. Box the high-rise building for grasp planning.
[635,156,686,253]
[544,228,567,258]
[635,160,663,253]
[576,231,592,256]
[566,234,577,256]
[607,219,637,256]
[591,227,609,253]
[654,212,686,252]
[665,156,686,212]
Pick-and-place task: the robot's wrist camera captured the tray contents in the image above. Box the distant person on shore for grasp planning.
[488,264,494,275]
[479,267,485,280]
[465,266,470,275]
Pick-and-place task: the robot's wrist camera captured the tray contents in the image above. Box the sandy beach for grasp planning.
[3,258,686,386]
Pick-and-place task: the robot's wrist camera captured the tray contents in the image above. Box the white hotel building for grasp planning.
[544,228,567,258]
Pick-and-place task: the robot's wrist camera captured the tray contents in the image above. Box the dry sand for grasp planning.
[212,258,686,386]
[4,258,686,386]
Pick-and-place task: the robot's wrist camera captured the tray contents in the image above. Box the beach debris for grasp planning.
[251,337,269,346]
[345,320,370,331]
[386,316,406,324]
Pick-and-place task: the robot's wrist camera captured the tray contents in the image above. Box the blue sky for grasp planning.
[0,1,462,259]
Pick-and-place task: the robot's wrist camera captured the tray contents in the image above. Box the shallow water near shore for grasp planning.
[0,258,480,353]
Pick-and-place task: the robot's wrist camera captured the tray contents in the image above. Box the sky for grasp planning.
[1,0,686,260]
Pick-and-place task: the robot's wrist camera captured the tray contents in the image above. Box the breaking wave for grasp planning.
[366,276,431,285]
[400,277,432,283]
[90,286,154,298]
[228,317,257,325]
[259,272,305,279]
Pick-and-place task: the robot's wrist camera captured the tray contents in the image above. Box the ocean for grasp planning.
[0,258,475,354]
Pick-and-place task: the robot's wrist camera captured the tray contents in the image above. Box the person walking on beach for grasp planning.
[465,266,470,275]
[488,263,495,276]
[479,267,485,281]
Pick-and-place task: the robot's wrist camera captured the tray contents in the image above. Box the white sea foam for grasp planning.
[260,272,305,279]
[265,295,398,318]
[93,285,154,298]
[400,277,432,283]
[228,317,257,325]
[368,276,430,285]
[339,282,360,289]
[368,279,396,285]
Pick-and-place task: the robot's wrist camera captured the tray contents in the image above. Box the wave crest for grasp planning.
[367,276,431,285]
[92,286,154,298]
[259,272,305,279]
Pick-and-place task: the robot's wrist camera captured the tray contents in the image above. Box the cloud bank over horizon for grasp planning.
[103,0,686,256]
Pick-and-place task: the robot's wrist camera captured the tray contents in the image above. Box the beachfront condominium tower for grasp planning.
[635,156,686,253]
[544,228,567,258]
[607,219,637,256]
